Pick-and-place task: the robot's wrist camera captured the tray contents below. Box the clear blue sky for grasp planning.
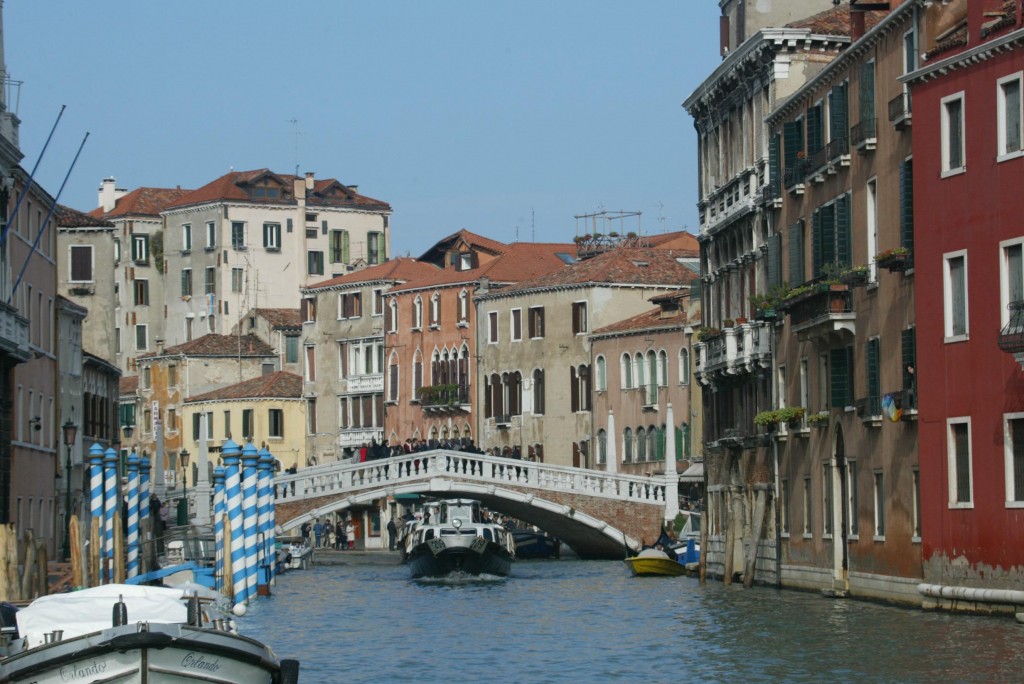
[6,1,721,256]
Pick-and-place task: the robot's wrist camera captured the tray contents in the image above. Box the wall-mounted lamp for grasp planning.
[28,417,42,431]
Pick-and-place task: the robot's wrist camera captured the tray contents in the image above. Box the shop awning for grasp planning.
[679,462,704,482]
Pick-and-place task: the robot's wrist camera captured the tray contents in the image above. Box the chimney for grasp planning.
[850,8,866,42]
[97,177,126,212]
[155,337,165,354]
[305,172,315,190]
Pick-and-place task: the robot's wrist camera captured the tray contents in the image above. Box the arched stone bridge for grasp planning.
[274,450,672,558]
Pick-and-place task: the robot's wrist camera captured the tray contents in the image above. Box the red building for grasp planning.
[907,1,1024,611]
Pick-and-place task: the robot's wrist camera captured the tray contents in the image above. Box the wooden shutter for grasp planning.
[830,84,848,143]
[570,367,579,413]
[811,210,822,279]
[389,363,398,401]
[900,159,914,252]
[866,337,880,409]
[836,193,851,269]
[788,221,804,286]
[768,134,781,189]
[830,346,854,408]
[901,328,916,390]
[807,104,823,154]
[766,233,782,290]
[859,61,875,123]
[783,121,804,170]
[339,342,348,377]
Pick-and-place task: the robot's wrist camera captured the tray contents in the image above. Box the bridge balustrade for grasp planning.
[274,449,666,505]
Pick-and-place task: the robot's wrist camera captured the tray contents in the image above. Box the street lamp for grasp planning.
[177,449,190,526]
[61,419,78,561]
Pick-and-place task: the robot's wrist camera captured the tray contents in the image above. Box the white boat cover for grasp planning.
[679,461,704,482]
[17,584,189,648]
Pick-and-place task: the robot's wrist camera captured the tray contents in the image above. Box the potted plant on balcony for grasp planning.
[695,326,721,342]
[722,318,735,328]
[840,264,870,287]
[875,246,912,272]
[807,411,830,428]
[777,406,806,428]
[754,410,781,432]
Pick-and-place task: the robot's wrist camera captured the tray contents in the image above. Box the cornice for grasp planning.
[902,26,1024,86]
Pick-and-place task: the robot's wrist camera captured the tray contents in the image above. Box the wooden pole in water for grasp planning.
[6,524,19,601]
[0,523,8,602]
[222,513,233,600]
[69,515,83,588]
[113,509,125,584]
[35,541,47,597]
[21,530,36,598]
[89,517,101,587]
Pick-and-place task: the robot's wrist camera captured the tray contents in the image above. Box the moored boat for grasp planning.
[406,499,515,578]
[510,528,559,559]
[0,584,299,683]
[623,547,688,577]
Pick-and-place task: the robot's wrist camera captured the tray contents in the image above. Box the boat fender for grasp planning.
[232,602,247,617]
[112,595,128,627]
[187,593,202,627]
[279,659,301,684]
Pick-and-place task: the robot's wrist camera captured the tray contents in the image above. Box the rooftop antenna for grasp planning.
[658,202,666,233]
[289,118,301,176]
[531,208,535,242]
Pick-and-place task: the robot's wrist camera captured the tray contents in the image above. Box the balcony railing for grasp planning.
[827,136,849,162]
[785,285,855,338]
[850,119,877,151]
[888,92,911,129]
[419,384,471,411]
[783,160,809,192]
[345,374,385,393]
[999,301,1024,369]
[0,300,31,362]
[696,321,773,379]
[762,178,781,207]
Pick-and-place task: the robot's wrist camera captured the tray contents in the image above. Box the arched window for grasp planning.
[412,296,423,329]
[412,349,423,397]
[430,292,441,328]
[623,427,633,463]
[387,351,400,402]
[595,355,607,391]
[463,424,472,445]
[621,353,633,388]
[458,289,469,324]
[387,297,398,333]
[634,353,645,390]
[429,426,438,446]
[533,369,545,415]
[658,350,668,387]
[646,351,658,405]
[679,348,690,385]
[652,424,664,461]
[508,371,523,416]
[490,373,504,418]
[431,349,441,385]
[597,429,607,464]
[440,425,449,442]
[637,427,647,462]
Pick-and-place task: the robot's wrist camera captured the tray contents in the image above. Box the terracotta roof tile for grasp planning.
[786,6,889,35]
[253,308,302,330]
[186,371,303,403]
[57,204,114,228]
[98,187,193,219]
[417,229,510,263]
[165,169,390,211]
[593,306,688,336]
[304,257,440,291]
[120,376,139,394]
[391,242,577,292]
[140,333,275,359]
[497,247,700,295]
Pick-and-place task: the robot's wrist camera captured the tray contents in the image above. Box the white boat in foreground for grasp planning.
[406,499,515,578]
[0,584,298,683]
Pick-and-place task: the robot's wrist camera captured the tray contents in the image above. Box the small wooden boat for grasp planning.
[510,528,559,559]
[623,547,687,577]
[0,584,299,683]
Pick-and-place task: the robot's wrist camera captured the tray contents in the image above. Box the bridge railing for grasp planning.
[275,449,666,505]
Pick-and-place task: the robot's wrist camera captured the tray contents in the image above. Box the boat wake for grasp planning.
[413,571,507,585]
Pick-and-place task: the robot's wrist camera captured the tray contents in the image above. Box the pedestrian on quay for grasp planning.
[313,518,323,548]
[301,520,312,546]
[336,520,345,550]
[387,518,398,551]
[345,520,355,550]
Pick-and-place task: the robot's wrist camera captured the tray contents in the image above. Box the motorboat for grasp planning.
[510,528,559,559]
[623,547,687,577]
[406,499,515,578]
[276,535,313,572]
[0,584,299,683]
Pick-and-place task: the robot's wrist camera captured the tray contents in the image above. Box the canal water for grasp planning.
[243,559,1024,683]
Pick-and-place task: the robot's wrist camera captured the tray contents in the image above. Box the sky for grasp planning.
[5,1,721,257]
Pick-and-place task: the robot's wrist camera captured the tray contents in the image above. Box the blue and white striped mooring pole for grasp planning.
[213,466,226,592]
[241,442,259,603]
[126,452,140,579]
[88,443,104,583]
[139,453,151,561]
[256,447,273,592]
[223,440,246,605]
[102,447,119,584]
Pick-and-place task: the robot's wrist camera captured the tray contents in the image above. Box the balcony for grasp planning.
[700,169,758,236]
[783,160,808,195]
[0,300,31,362]
[999,301,1024,369]
[762,178,782,209]
[695,321,773,382]
[850,119,877,152]
[418,384,471,413]
[782,284,855,341]
[345,374,385,393]
[889,92,911,130]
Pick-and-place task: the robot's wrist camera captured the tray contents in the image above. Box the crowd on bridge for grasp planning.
[347,438,546,463]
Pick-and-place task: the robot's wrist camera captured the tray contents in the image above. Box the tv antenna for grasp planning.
[289,118,302,175]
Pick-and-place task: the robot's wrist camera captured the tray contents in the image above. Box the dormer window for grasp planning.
[459,252,473,271]
[251,186,280,200]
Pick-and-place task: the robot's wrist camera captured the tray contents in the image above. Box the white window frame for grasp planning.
[205,221,216,249]
[947,416,974,509]
[263,222,282,251]
[997,71,1023,161]
[866,177,878,284]
[372,288,384,317]
[943,249,969,342]
[678,348,690,385]
[595,355,607,391]
[940,91,966,177]
[999,237,1024,326]
[68,244,94,283]
[135,324,148,351]
[429,292,440,329]
[487,311,498,344]
[873,470,885,541]
[457,289,469,326]
[182,224,192,252]
[1003,412,1024,507]
[412,296,423,331]
[388,298,398,333]
[510,308,522,342]
[846,460,859,540]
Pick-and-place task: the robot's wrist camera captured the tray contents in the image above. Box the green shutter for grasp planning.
[789,221,805,286]
[767,233,782,290]
[380,231,387,260]
[859,61,875,123]
[769,134,781,189]
[807,105,823,154]
[900,159,914,252]
[901,328,917,390]
[867,338,880,412]
[342,230,350,263]
[812,210,822,279]
[783,121,804,171]
[816,204,836,278]
[836,193,851,269]
[830,84,848,142]
[830,346,854,408]
[192,413,201,441]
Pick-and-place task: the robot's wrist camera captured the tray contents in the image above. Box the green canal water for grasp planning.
[242,558,1024,683]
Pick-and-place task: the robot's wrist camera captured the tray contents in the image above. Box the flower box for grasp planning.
[875,248,912,272]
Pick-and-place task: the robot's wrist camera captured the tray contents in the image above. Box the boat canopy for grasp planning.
[680,461,704,482]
